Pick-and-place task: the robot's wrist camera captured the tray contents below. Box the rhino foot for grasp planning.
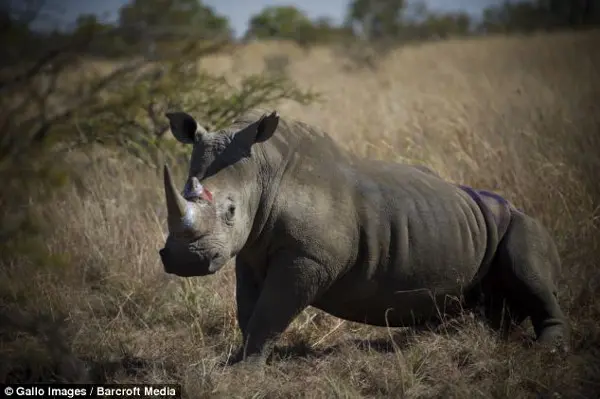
[536,323,570,354]
[222,352,241,367]
[225,346,269,367]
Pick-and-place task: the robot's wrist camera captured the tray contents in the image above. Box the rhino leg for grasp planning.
[236,253,331,364]
[481,286,527,339]
[490,210,569,350]
[230,258,261,364]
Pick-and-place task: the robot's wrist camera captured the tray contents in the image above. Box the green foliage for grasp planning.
[247,6,313,40]
[347,0,473,41]
[344,0,599,44]
[75,43,319,168]
[419,12,471,38]
[345,0,408,40]
[339,0,473,69]
[246,6,316,47]
[312,17,354,43]
[74,14,108,38]
[480,0,600,33]
[1,2,45,63]
[245,6,352,47]
[118,0,232,45]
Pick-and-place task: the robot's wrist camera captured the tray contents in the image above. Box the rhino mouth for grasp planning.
[159,247,224,277]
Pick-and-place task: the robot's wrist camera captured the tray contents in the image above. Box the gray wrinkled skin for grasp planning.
[159,109,569,365]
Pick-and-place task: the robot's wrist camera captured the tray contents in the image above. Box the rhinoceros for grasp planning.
[158,109,569,365]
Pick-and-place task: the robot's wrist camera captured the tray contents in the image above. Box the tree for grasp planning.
[0,0,317,178]
[245,6,315,42]
[397,1,472,41]
[1,0,50,62]
[312,16,353,43]
[345,0,407,41]
[117,0,232,51]
[246,7,352,46]
[479,0,600,34]
[420,11,472,39]
[70,14,125,56]
[538,0,599,26]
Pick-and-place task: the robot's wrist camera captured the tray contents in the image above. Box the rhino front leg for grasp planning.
[235,258,260,339]
[229,258,261,364]
[237,253,332,365]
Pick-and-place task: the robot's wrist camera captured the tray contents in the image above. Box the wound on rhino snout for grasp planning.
[184,177,213,202]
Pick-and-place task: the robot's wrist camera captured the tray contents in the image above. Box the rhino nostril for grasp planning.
[159,248,168,260]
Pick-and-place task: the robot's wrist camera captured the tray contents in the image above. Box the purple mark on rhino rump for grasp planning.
[459,185,508,205]
[458,185,513,237]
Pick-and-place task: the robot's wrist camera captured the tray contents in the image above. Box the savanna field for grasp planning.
[1,29,600,398]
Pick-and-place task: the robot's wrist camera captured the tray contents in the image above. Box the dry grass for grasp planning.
[2,29,600,398]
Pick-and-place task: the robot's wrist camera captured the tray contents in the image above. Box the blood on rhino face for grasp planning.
[158,109,280,277]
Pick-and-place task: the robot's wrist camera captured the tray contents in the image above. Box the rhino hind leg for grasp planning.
[480,285,527,339]
[486,210,569,351]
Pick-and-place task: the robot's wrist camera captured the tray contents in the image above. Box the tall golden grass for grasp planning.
[1,29,599,397]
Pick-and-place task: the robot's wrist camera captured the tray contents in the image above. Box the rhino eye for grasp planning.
[225,204,235,221]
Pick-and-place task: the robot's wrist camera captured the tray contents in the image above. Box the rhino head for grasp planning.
[158,110,279,277]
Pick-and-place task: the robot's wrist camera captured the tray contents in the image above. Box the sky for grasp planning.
[39,0,499,36]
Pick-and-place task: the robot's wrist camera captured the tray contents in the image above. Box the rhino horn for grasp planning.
[163,164,188,222]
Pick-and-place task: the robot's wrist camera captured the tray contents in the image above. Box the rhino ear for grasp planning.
[254,111,279,143]
[165,112,207,144]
